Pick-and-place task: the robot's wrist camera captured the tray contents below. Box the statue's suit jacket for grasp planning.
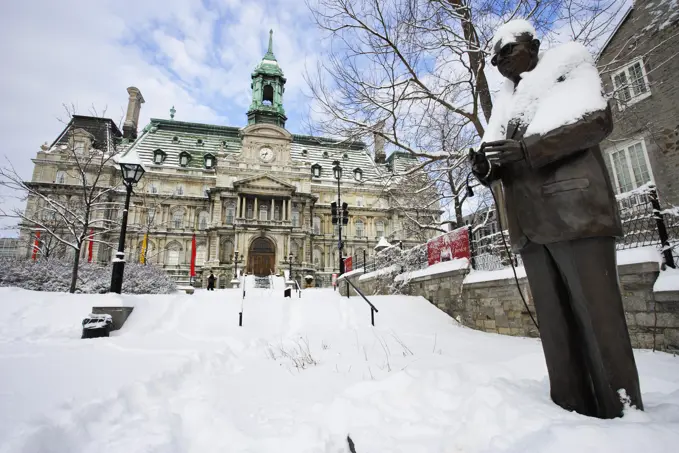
[475,105,623,252]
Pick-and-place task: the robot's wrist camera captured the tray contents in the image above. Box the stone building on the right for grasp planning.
[596,0,679,205]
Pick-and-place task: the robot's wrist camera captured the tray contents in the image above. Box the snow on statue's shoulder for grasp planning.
[491,19,536,50]
[517,41,606,137]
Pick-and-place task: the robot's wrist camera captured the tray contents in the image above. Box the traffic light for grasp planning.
[331,202,338,224]
[342,202,349,225]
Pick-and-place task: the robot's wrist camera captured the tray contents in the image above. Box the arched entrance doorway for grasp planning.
[248,237,276,276]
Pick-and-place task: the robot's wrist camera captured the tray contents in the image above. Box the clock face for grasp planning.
[259,147,274,162]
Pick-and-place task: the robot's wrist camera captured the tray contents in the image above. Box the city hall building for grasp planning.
[19,33,439,287]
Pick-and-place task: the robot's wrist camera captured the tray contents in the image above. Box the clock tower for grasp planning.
[247,30,287,128]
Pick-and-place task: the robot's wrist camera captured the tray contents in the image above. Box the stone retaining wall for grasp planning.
[339,259,679,351]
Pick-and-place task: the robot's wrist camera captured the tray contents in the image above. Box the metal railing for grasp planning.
[343,276,379,326]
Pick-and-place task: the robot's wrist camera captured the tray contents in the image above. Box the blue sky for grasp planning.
[0,0,325,183]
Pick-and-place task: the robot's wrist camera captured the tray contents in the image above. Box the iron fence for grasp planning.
[341,186,677,278]
[468,185,678,271]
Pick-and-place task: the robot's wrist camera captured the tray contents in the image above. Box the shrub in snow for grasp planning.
[0,259,176,294]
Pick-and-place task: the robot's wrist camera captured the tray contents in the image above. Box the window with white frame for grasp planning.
[175,185,184,196]
[196,244,206,265]
[356,197,363,207]
[172,211,184,229]
[74,141,86,154]
[355,219,364,238]
[166,244,181,265]
[376,220,385,238]
[313,216,321,234]
[198,211,209,230]
[225,206,235,225]
[259,205,268,221]
[313,248,322,267]
[612,59,651,108]
[148,183,158,194]
[607,140,653,194]
[55,170,66,184]
[292,208,299,227]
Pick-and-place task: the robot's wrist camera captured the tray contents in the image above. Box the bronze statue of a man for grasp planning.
[471,19,643,419]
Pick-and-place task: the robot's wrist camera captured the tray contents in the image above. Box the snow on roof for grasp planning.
[491,19,536,53]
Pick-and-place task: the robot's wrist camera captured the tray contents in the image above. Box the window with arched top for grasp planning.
[313,216,321,235]
[259,204,268,221]
[198,211,209,230]
[263,84,274,105]
[221,240,234,263]
[292,208,300,227]
[172,211,184,229]
[355,219,364,238]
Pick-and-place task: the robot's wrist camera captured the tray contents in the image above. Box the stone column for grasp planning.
[254,197,258,219]
[212,193,222,227]
[270,198,274,220]
[237,195,242,218]
[288,199,292,221]
[215,235,221,263]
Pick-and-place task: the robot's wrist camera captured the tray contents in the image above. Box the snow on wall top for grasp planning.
[491,19,536,53]
[483,41,606,142]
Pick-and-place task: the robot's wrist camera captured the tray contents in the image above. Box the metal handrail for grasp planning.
[239,274,246,326]
[293,278,302,298]
[343,276,379,326]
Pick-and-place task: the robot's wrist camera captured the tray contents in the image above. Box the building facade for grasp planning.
[596,0,679,205]
[19,33,439,288]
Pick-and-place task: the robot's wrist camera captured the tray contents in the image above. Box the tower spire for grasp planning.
[264,29,276,61]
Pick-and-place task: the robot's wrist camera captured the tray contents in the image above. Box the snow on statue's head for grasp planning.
[491,19,541,83]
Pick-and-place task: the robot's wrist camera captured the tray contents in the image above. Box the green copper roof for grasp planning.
[253,29,284,78]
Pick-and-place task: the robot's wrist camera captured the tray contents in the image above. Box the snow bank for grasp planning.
[358,264,399,281]
[394,258,469,282]
[654,268,679,292]
[1,287,678,452]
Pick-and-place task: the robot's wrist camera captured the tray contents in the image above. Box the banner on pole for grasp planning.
[426,227,470,266]
[31,231,41,261]
[140,234,148,264]
[87,229,94,263]
[190,234,197,277]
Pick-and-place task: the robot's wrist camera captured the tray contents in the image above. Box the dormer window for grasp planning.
[322,151,329,158]
[204,153,215,169]
[179,151,191,167]
[153,149,166,165]
[311,163,322,178]
[172,136,180,143]
[302,148,308,156]
[343,153,349,160]
[196,138,204,146]
[354,168,363,181]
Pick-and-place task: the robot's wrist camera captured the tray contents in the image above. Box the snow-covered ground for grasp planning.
[1,280,678,453]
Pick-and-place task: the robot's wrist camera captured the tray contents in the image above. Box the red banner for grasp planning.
[190,234,197,277]
[344,256,353,272]
[427,227,470,266]
[32,231,41,261]
[87,229,94,263]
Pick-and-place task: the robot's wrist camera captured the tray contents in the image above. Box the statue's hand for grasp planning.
[483,139,525,165]
[469,148,490,177]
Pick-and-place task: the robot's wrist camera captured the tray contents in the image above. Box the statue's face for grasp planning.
[491,35,540,82]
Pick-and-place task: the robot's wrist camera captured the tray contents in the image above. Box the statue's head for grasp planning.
[490,20,540,82]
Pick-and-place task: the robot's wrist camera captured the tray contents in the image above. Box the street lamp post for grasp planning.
[333,161,345,275]
[284,253,294,280]
[233,250,243,279]
[110,162,145,293]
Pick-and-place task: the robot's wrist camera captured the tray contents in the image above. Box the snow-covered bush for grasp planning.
[0,259,176,294]
[366,243,429,294]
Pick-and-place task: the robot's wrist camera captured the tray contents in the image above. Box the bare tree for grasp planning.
[128,182,176,265]
[305,0,624,229]
[0,108,122,292]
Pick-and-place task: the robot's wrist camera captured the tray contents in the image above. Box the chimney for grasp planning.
[373,119,386,164]
[123,86,145,140]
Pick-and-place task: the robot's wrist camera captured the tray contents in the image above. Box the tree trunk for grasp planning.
[70,245,81,293]
[447,0,493,123]
[454,195,464,227]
